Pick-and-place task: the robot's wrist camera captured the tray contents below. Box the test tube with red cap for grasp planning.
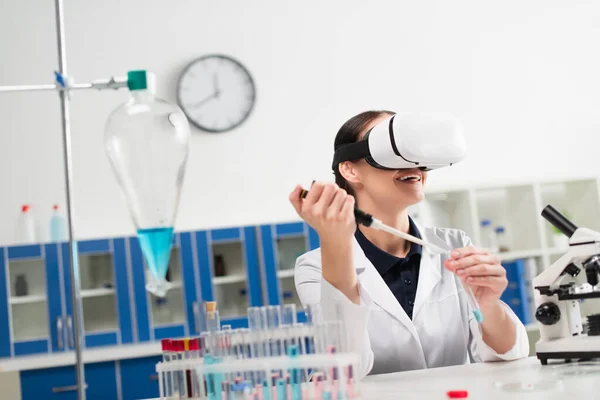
[161,339,175,397]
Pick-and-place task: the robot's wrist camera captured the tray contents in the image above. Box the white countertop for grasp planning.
[0,341,163,372]
[360,356,599,399]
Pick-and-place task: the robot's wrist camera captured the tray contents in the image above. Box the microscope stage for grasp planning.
[536,335,600,365]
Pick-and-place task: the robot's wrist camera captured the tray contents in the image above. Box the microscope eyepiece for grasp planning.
[542,205,578,238]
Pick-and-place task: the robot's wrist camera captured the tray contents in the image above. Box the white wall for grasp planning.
[1,0,600,245]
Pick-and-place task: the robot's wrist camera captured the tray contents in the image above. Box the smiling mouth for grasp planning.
[396,174,422,182]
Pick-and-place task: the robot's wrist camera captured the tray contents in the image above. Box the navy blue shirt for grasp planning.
[355,217,422,319]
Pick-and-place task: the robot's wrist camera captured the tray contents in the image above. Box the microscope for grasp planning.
[534,205,600,365]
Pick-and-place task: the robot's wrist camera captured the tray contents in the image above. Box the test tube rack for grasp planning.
[155,305,362,400]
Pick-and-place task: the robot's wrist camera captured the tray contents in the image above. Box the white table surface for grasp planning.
[359,356,600,399]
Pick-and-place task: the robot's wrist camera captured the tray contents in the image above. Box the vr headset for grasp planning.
[332,112,467,171]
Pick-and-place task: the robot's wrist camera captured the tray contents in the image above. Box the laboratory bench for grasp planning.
[360,356,595,399]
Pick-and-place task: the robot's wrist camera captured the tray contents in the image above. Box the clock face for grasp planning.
[176,54,256,133]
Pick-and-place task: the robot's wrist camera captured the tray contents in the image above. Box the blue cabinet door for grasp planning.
[119,356,162,400]
[62,240,123,349]
[258,222,310,319]
[194,226,261,329]
[20,361,117,400]
[7,244,61,356]
[21,365,77,400]
[0,247,11,358]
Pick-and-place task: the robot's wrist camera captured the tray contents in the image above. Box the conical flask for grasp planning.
[104,70,190,297]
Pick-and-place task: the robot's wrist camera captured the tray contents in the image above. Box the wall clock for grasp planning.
[176,54,256,133]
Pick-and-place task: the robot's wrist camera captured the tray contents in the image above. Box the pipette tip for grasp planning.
[473,309,484,323]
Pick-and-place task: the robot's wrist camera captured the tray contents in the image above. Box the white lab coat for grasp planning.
[294,222,530,379]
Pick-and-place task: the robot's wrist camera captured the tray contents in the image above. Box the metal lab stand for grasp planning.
[0,1,142,398]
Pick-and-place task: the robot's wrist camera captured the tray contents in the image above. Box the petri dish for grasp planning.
[493,379,564,393]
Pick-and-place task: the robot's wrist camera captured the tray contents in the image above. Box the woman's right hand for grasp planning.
[289,182,356,244]
[289,182,360,303]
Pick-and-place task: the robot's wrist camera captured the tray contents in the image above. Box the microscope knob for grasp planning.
[535,302,561,325]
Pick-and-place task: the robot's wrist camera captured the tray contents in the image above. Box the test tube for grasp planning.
[282,304,297,326]
[205,301,221,332]
[346,365,355,398]
[200,331,212,356]
[171,339,187,399]
[181,338,196,399]
[189,338,201,398]
[161,339,174,398]
[266,305,281,329]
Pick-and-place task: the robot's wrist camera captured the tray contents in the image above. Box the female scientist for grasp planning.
[288,110,529,379]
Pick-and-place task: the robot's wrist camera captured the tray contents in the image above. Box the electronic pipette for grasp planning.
[299,188,484,323]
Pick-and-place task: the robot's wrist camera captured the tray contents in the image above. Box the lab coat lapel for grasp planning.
[412,222,443,320]
[352,238,421,340]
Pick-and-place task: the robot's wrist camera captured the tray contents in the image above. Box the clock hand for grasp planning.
[213,73,219,92]
[190,91,218,108]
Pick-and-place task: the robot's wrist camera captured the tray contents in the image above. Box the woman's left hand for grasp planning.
[443,246,508,308]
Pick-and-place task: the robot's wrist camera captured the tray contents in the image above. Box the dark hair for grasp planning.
[333,110,395,197]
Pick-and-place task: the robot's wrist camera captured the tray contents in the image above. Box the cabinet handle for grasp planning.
[66,315,74,348]
[56,317,63,349]
[52,383,87,393]
[193,301,200,333]
[149,374,159,381]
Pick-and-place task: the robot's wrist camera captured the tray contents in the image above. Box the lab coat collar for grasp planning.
[352,218,443,351]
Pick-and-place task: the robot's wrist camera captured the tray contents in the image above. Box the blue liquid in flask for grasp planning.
[137,227,174,297]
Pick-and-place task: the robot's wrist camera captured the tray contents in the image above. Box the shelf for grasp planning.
[277,269,295,279]
[12,301,49,341]
[547,247,569,256]
[213,274,246,285]
[81,288,115,298]
[212,242,245,277]
[82,295,117,333]
[8,258,47,301]
[498,249,545,262]
[276,236,307,271]
[170,280,183,289]
[9,294,47,305]
[475,185,542,252]
[150,285,185,327]
[79,252,115,292]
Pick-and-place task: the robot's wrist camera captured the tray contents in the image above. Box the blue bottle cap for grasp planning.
[495,226,505,233]
[481,219,492,226]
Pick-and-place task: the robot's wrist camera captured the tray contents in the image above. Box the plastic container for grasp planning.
[480,219,498,253]
[495,226,510,253]
[104,70,190,298]
[15,274,28,296]
[49,204,67,242]
[16,204,37,244]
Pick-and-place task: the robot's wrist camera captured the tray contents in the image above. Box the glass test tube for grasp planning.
[205,301,220,332]
[267,305,282,329]
[188,338,201,398]
[282,304,297,326]
[161,339,174,398]
[170,339,186,399]
[247,307,260,331]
